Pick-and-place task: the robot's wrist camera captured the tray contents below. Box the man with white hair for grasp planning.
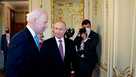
[6,9,48,77]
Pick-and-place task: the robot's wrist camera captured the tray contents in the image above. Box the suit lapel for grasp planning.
[64,38,69,59]
[88,31,92,38]
[64,38,67,57]
[52,37,59,49]
[24,28,39,51]
[3,35,8,46]
[52,37,65,61]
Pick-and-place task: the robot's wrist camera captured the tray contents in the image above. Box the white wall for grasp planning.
[91,0,136,76]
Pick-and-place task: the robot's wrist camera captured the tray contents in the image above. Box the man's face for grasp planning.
[82,23,91,28]
[53,22,66,39]
[34,14,48,33]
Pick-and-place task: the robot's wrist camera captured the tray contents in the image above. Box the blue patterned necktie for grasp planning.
[58,39,64,60]
[34,34,40,49]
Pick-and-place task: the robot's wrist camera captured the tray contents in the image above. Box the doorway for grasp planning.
[0,0,28,37]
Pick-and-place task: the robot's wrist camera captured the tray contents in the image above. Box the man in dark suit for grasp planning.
[40,21,79,77]
[6,9,48,77]
[1,29,10,70]
[74,19,99,77]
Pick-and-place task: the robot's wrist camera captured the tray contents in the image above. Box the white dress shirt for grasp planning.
[6,33,10,45]
[26,25,36,39]
[55,37,65,56]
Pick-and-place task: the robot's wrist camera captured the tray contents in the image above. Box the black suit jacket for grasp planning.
[1,34,9,54]
[74,30,99,64]
[6,28,40,77]
[1,34,10,70]
[40,37,79,77]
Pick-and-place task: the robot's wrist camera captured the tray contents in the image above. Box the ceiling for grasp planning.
[0,0,28,11]
[1,0,28,1]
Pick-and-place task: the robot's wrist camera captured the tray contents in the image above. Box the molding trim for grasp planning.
[113,0,118,67]
[84,0,89,18]
[130,0,136,76]
[113,66,133,77]
[29,0,32,12]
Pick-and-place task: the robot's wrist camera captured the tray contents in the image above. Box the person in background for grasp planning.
[64,28,75,39]
[74,19,99,77]
[40,21,79,77]
[1,28,10,71]
[6,9,48,77]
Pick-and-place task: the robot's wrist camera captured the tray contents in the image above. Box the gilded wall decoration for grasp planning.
[51,0,84,28]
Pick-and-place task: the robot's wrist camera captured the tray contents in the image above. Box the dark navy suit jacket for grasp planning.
[40,37,79,77]
[6,28,40,77]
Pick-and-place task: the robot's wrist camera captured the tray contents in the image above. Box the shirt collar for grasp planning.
[55,37,64,42]
[26,25,36,38]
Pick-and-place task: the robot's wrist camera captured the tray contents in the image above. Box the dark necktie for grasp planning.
[58,39,64,60]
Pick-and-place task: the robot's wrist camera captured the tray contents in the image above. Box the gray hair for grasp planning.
[26,9,47,22]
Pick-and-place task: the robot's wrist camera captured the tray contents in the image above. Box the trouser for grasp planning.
[79,62,96,77]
